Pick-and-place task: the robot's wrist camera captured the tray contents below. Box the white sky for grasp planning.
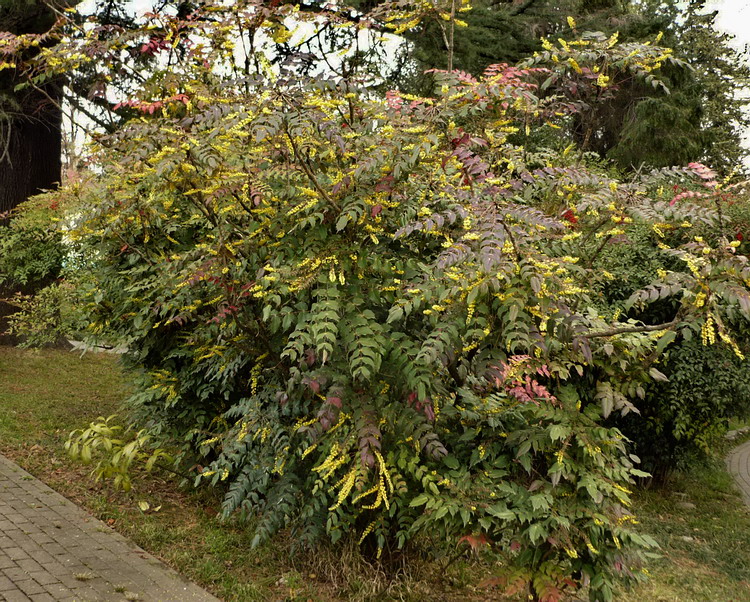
[704,1,750,162]
[708,0,750,50]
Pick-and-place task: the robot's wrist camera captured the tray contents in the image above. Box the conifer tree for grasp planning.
[394,0,749,172]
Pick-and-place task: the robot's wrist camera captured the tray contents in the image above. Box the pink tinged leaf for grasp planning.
[303,378,320,393]
[458,533,490,553]
[374,175,394,192]
[360,450,375,468]
[304,349,316,367]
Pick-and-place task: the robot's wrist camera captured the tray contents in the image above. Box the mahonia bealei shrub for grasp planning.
[25,5,750,601]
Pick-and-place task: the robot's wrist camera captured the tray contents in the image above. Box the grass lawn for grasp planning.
[617,448,750,602]
[2,345,750,601]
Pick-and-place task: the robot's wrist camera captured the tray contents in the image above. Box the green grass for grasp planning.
[618,447,750,602]
[3,345,750,601]
[0,346,128,445]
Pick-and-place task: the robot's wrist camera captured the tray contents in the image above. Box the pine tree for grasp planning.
[678,1,750,172]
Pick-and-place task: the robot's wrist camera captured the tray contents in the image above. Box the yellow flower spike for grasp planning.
[374,450,394,494]
[358,520,378,544]
[701,316,716,346]
[329,465,358,511]
[567,58,582,74]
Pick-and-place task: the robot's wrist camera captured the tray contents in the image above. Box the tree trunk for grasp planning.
[0,0,64,216]
[0,86,62,216]
[0,1,66,343]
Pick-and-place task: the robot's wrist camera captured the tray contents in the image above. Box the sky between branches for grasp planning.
[70,1,750,166]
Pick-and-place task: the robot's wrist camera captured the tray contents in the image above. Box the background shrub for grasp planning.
[590,217,750,481]
[0,196,66,291]
[0,196,67,344]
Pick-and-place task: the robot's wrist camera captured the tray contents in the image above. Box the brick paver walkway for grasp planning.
[726,439,750,507]
[0,454,220,602]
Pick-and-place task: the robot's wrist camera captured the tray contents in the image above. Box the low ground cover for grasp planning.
[2,346,749,601]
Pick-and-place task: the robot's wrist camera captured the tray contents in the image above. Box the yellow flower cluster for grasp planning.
[701,316,716,345]
[719,331,745,360]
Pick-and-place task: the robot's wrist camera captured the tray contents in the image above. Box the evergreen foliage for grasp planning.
[0,195,64,290]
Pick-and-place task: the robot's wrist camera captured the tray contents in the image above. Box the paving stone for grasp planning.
[37,565,66,579]
[4,551,28,563]
[25,554,53,569]
[15,581,44,597]
[25,575,57,588]
[727,440,750,507]
[0,454,219,601]
[40,585,67,598]
[1,590,32,602]
[14,562,40,576]
[2,569,30,583]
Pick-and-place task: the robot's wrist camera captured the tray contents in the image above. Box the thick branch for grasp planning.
[499,219,523,263]
[584,233,613,268]
[585,320,679,338]
[446,359,464,387]
[285,127,340,211]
